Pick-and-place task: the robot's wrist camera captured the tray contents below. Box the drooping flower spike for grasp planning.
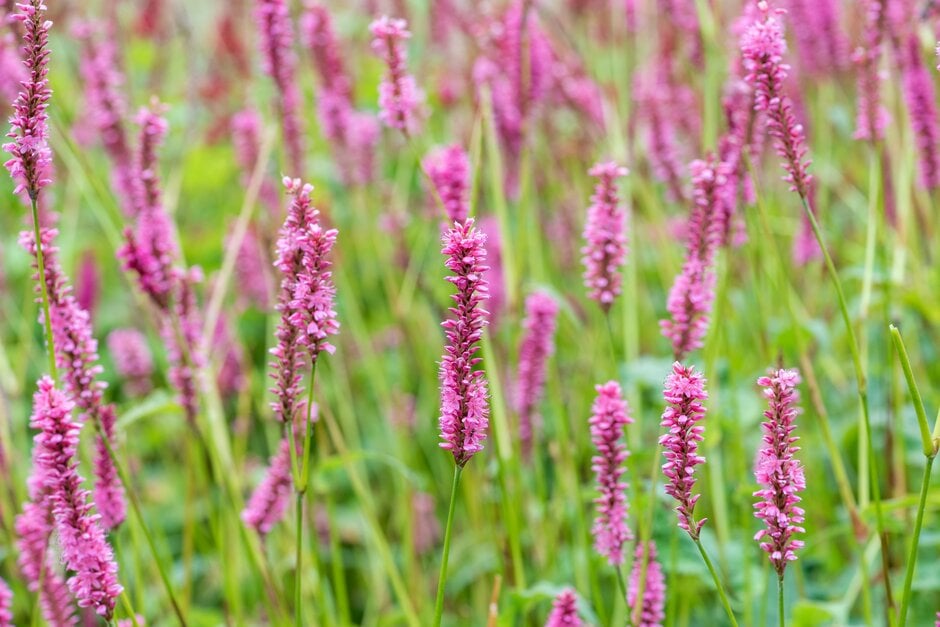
[438,218,490,467]
[589,381,633,565]
[753,368,806,576]
[660,362,708,540]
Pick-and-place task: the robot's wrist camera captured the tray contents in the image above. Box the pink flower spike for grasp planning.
[899,34,940,189]
[852,0,889,142]
[590,381,633,565]
[545,588,582,626]
[0,577,12,627]
[740,2,812,199]
[242,436,296,535]
[660,362,708,540]
[423,144,471,223]
[3,0,53,202]
[254,0,306,174]
[369,16,424,135]
[753,368,806,576]
[15,499,76,625]
[29,376,123,618]
[515,291,559,461]
[628,541,667,627]
[581,161,629,312]
[438,218,490,467]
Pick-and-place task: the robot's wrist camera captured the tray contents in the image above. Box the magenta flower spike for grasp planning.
[29,377,123,618]
[785,0,846,75]
[0,29,26,107]
[637,69,687,203]
[242,436,296,535]
[108,328,153,395]
[0,577,12,627]
[660,362,708,540]
[753,368,806,576]
[580,161,629,312]
[369,16,424,135]
[16,500,76,625]
[589,381,633,565]
[75,23,137,216]
[438,218,490,467]
[628,541,667,627]
[660,156,729,360]
[852,0,889,142]
[301,3,351,101]
[3,0,53,202]
[740,2,812,199]
[898,34,940,189]
[545,588,582,626]
[515,291,559,461]
[254,0,306,175]
[20,228,126,529]
[270,177,339,424]
[423,144,471,223]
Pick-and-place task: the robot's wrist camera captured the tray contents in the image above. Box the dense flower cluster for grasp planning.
[27,377,123,618]
[589,381,633,565]
[515,291,559,460]
[628,541,667,627]
[439,218,490,467]
[545,588,581,626]
[581,161,629,311]
[3,0,52,201]
[754,368,806,576]
[741,2,812,199]
[660,362,708,539]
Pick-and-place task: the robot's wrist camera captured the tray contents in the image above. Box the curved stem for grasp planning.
[798,194,893,616]
[693,538,738,627]
[897,455,935,626]
[30,197,57,381]
[433,465,463,627]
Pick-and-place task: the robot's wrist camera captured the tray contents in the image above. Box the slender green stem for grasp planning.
[889,326,935,458]
[433,465,463,627]
[778,574,785,627]
[897,455,935,626]
[30,197,57,381]
[693,539,738,627]
[294,491,304,626]
[797,194,894,614]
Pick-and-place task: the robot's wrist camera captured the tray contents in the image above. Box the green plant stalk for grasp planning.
[777,574,785,627]
[797,194,893,614]
[433,465,463,627]
[694,538,739,627]
[888,326,935,458]
[896,455,935,626]
[30,197,58,381]
[291,362,319,626]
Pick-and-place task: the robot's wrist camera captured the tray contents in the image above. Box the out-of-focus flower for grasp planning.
[628,541,666,627]
[852,0,889,142]
[545,588,581,626]
[412,491,442,554]
[370,16,424,135]
[898,34,940,189]
[423,144,471,223]
[515,291,559,460]
[590,381,633,565]
[0,577,13,627]
[108,328,153,396]
[76,250,99,316]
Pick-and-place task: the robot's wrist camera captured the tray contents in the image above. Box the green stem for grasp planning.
[693,539,738,627]
[778,574,785,627]
[797,194,894,615]
[897,455,935,626]
[294,490,304,627]
[30,197,57,381]
[433,465,463,627]
[889,326,935,458]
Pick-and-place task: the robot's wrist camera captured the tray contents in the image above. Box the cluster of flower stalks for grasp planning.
[2,0,940,625]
